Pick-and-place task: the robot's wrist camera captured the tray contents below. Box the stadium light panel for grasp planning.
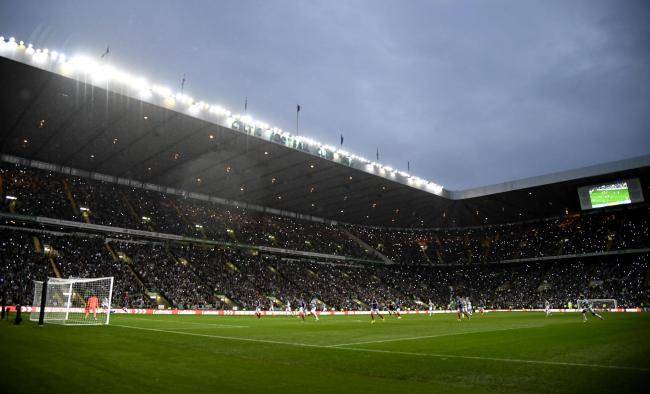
[6,37,17,50]
[139,88,152,100]
[188,105,201,115]
[32,48,47,63]
[163,96,176,107]
[152,84,172,97]
[0,35,446,195]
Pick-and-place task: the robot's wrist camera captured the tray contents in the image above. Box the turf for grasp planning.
[1,312,648,393]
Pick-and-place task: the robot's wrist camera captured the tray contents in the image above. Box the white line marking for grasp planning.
[115,316,248,328]
[112,324,650,373]
[334,347,650,372]
[113,324,318,347]
[328,324,550,347]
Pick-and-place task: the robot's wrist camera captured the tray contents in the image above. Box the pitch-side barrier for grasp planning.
[6,306,644,315]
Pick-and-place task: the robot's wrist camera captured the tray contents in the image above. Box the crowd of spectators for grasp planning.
[1,163,369,258]
[351,208,649,264]
[1,228,648,311]
[0,230,51,305]
[1,162,649,312]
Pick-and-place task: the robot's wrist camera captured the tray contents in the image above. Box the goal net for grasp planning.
[30,277,114,325]
[583,299,617,310]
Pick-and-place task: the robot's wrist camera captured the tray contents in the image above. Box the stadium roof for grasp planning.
[1,37,649,228]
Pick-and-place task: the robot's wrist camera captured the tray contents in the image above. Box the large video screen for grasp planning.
[588,182,631,208]
[578,178,644,210]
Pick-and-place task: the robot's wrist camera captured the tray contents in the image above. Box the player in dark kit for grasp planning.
[298,299,307,321]
[370,299,384,324]
[255,299,262,319]
[395,299,402,319]
[456,296,471,321]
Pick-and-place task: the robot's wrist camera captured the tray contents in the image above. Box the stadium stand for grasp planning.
[0,44,648,316]
[1,162,648,311]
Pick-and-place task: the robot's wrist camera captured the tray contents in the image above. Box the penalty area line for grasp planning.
[115,316,249,328]
[112,324,649,373]
[112,324,321,348]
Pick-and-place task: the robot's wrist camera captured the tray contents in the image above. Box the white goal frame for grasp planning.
[30,277,114,325]
[583,298,617,310]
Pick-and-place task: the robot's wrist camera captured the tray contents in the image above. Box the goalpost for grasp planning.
[30,277,114,325]
[583,299,617,310]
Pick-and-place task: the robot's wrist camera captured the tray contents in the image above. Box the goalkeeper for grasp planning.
[85,294,99,321]
[578,295,604,322]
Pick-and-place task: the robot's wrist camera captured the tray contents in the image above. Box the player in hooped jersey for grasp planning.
[578,295,604,322]
[544,300,551,317]
[428,299,434,316]
[310,298,319,321]
[370,299,384,324]
[285,299,293,316]
[464,297,473,316]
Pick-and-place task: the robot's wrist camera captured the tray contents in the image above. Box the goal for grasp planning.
[30,277,114,325]
[583,298,617,310]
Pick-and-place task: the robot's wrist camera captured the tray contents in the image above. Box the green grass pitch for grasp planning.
[1,312,648,393]
[589,187,631,207]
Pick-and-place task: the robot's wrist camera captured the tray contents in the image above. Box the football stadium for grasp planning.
[1,3,650,393]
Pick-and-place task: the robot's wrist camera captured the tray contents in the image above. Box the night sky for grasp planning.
[2,0,648,190]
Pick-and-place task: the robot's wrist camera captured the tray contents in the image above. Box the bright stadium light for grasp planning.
[175,93,193,105]
[0,34,446,194]
[188,105,200,115]
[152,84,172,97]
[7,37,18,50]
[209,105,229,116]
[139,88,152,100]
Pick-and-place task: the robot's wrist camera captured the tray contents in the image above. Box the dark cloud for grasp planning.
[2,0,648,189]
